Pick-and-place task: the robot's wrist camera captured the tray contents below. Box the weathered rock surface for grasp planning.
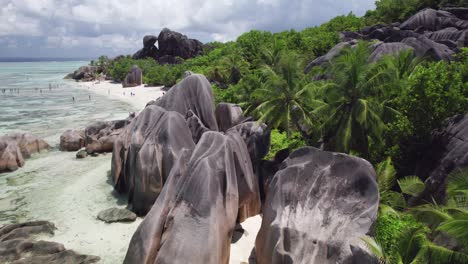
[85,115,133,154]
[97,208,137,223]
[255,147,379,264]
[149,74,219,131]
[0,138,24,173]
[132,28,203,64]
[60,129,85,151]
[414,113,468,204]
[124,131,258,264]
[305,7,468,73]
[111,105,195,215]
[122,65,143,88]
[215,103,245,132]
[68,66,98,82]
[157,28,204,61]
[0,221,99,264]
[369,42,414,62]
[0,134,50,173]
[132,35,159,60]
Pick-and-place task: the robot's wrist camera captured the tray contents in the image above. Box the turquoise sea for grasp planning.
[0,61,139,263]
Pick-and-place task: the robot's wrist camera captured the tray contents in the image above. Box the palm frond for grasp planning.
[437,213,468,248]
[398,176,426,197]
[375,157,397,192]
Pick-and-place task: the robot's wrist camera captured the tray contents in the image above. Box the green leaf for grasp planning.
[398,176,425,197]
[375,157,397,192]
[437,213,468,248]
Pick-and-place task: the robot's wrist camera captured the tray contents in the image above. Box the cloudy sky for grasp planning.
[0,0,375,58]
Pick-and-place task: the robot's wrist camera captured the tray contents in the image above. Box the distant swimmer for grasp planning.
[40,89,42,94]
[72,96,75,103]
[49,84,52,90]
[89,95,91,101]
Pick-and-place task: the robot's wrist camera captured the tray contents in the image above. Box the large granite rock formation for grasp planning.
[0,221,99,263]
[111,105,195,215]
[413,113,468,204]
[132,35,159,60]
[122,65,143,88]
[0,134,50,173]
[60,129,85,151]
[67,66,98,82]
[124,131,258,264]
[305,8,468,73]
[255,147,379,264]
[149,74,219,131]
[132,28,204,64]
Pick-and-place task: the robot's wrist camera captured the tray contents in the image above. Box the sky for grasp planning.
[0,0,376,59]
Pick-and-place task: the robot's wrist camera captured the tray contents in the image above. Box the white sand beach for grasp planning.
[74,80,263,263]
[78,81,165,110]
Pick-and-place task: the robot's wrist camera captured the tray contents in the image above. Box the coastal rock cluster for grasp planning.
[132,28,204,64]
[305,8,468,72]
[122,65,143,88]
[0,221,99,263]
[59,114,134,155]
[64,66,98,82]
[0,133,50,173]
[110,73,379,263]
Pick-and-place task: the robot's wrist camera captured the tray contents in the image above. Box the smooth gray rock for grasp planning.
[400,8,468,31]
[122,65,143,88]
[60,130,85,151]
[150,74,219,131]
[111,105,195,215]
[97,208,137,223]
[255,147,379,264]
[215,103,245,132]
[157,28,204,62]
[132,35,159,60]
[70,66,98,82]
[402,35,454,60]
[369,42,414,62]
[124,131,259,264]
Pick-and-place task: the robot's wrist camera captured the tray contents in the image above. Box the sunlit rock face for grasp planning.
[255,147,379,264]
[123,131,258,264]
[0,133,50,173]
[111,105,195,215]
[149,74,219,131]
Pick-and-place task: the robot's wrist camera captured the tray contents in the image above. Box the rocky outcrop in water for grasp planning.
[255,147,379,264]
[124,131,258,264]
[66,66,98,82]
[413,113,468,204]
[305,8,467,73]
[84,115,134,154]
[60,130,85,151]
[0,221,99,263]
[0,133,50,173]
[132,28,204,64]
[122,65,143,88]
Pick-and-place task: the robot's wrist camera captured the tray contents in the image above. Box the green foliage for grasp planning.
[265,129,305,160]
[398,176,426,197]
[376,157,407,210]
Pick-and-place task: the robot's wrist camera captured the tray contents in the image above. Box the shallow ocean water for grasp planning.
[0,61,141,263]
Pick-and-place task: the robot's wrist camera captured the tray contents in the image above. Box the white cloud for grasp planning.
[0,0,375,57]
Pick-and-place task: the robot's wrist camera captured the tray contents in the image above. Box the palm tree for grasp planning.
[311,41,400,156]
[253,51,324,138]
[220,50,249,84]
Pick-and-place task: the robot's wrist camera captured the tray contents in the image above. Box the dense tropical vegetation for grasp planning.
[101,0,468,261]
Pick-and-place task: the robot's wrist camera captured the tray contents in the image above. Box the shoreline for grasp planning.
[75,80,165,111]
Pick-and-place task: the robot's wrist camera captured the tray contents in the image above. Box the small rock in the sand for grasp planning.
[76,149,87,159]
[97,208,137,223]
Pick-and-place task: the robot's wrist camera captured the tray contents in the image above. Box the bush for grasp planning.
[265,129,305,160]
[375,213,428,261]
